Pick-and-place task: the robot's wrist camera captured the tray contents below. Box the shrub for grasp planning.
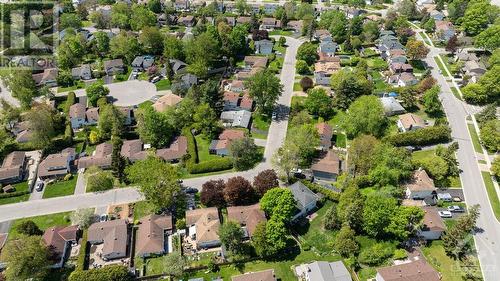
[69,264,132,281]
[63,173,73,181]
[15,220,42,236]
[300,180,340,201]
[296,60,310,74]
[385,126,451,146]
[393,249,408,260]
[188,158,233,174]
[300,76,314,92]
[358,242,396,266]
[175,218,186,230]
[0,190,30,199]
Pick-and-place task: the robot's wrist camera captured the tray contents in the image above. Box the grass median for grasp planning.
[434,57,449,77]
[466,124,483,153]
[481,172,500,221]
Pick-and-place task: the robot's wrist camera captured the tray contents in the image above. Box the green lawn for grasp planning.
[195,135,224,162]
[409,60,426,74]
[9,212,71,240]
[439,54,456,72]
[335,133,347,148]
[450,87,461,100]
[269,30,293,36]
[114,67,132,82]
[434,57,449,77]
[293,82,302,91]
[0,181,30,205]
[155,79,171,91]
[138,100,153,109]
[367,57,388,71]
[466,124,483,153]
[481,172,500,221]
[295,201,337,254]
[419,32,432,46]
[422,240,482,281]
[136,255,165,276]
[133,200,155,221]
[57,80,85,93]
[42,176,78,199]
[252,113,271,132]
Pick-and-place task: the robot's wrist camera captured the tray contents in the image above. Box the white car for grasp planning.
[447,205,465,212]
[438,211,453,218]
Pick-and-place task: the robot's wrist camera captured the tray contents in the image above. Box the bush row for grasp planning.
[0,190,30,198]
[182,127,198,166]
[76,230,88,271]
[385,125,451,147]
[300,180,340,202]
[188,158,234,174]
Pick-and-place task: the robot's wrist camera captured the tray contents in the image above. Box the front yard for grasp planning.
[0,181,30,205]
[42,176,78,199]
[251,112,271,139]
[9,212,72,240]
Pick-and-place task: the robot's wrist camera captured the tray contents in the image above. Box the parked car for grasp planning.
[35,181,44,192]
[452,197,462,202]
[184,187,197,194]
[447,205,465,212]
[438,211,453,218]
[151,76,162,83]
[99,214,108,222]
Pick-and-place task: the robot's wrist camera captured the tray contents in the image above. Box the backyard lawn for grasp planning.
[9,212,71,240]
[135,255,165,276]
[42,176,78,199]
[295,201,337,254]
[0,181,30,205]
[195,135,224,162]
[481,172,500,221]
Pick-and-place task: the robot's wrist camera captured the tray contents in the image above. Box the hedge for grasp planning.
[182,127,198,166]
[76,230,88,270]
[69,265,132,281]
[300,180,340,202]
[0,190,30,199]
[188,158,233,174]
[385,125,451,147]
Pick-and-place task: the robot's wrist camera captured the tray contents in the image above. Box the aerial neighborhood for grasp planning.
[0,0,499,280]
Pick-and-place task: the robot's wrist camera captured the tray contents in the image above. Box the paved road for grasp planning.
[0,36,303,220]
[416,32,500,281]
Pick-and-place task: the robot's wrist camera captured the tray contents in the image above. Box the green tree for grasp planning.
[334,224,359,257]
[385,206,424,240]
[328,11,348,43]
[443,205,480,259]
[358,242,395,265]
[342,95,387,138]
[415,156,449,182]
[260,188,296,222]
[337,185,364,232]
[89,11,108,28]
[304,88,334,118]
[397,0,420,19]
[480,120,500,152]
[0,98,20,131]
[286,124,320,165]
[111,137,126,182]
[1,70,36,108]
[423,18,436,32]
[422,85,442,116]
[272,144,300,181]
[25,104,57,148]
[295,59,310,75]
[86,166,114,192]
[491,157,500,178]
[245,70,283,115]
[230,136,261,171]
[219,221,245,254]
[475,24,500,50]
[361,21,379,43]
[163,35,185,60]
[16,220,42,236]
[125,156,181,211]
[61,13,82,29]
[163,253,186,278]
[324,204,340,230]
[98,105,125,139]
[297,42,318,65]
[362,193,398,238]
[330,70,372,109]
[136,106,174,148]
[70,208,95,229]
[265,216,288,254]
[148,0,162,13]
[462,83,488,104]
[252,221,272,257]
[110,32,141,63]
[185,32,221,76]
[130,4,156,31]
[0,236,50,281]
[406,39,430,60]
[69,265,132,281]
[86,83,109,107]
[461,1,497,36]
[193,103,221,139]
[139,26,164,55]
[111,2,131,29]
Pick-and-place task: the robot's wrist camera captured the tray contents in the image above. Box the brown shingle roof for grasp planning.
[153,93,183,112]
[232,269,276,281]
[244,56,268,68]
[377,259,440,281]
[86,107,99,123]
[219,129,245,141]
[186,207,220,245]
[121,139,147,162]
[399,113,425,130]
[315,122,333,148]
[224,91,240,103]
[156,136,188,161]
[311,150,341,175]
[38,149,75,178]
[69,103,86,119]
[0,151,25,181]
[77,143,113,169]
[227,203,266,237]
[42,225,78,260]
[239,94,253,111]
[406,169,435,192]
[420,206,446,232]
[88,219,128,258]
[135,214,172,257]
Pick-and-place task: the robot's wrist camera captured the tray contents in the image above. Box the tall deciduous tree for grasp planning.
[223,176,255,205]
[260,188,296,222]
[474,24,500,50]
[253,169,279,196]
[304,88,334,118]
[405,39,430,60]
[330,70,372,109]
[26,103,57,147]
[342,95,387,138]
[200,179,226,207]
[1,70,36,108]
[98,105,125,139]
[86,83,109,107]
[130,4,156,31]
[0,236,50,281]
[362,193,398,238]
[110,32,141,63]
[297,42,318,65]
[422,85,443,117]
[230,137,261,171]
[70,208,95,229]
[126,156,180,211]
[443,205,480,259]
[218,221,245,254]
[85,166,114,192]
[139,27,164,55]
[136,106,174,148]
[245,70,283,115]
[334,224,359,257]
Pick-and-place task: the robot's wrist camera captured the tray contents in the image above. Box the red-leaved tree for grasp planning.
[253,169,279,197]
[200,179,226,207]
[223,176,255,206]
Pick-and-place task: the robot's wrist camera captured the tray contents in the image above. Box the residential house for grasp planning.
[32,68,58,87]
[237,16,252,25]
[153,93,183,112]
[263,3,278,15]
[405,169,436,199]
[297,261,351,281]
[388,73,418,87]
[316,122,333,150]
[255,39,274,55]
[121,139,148,162]
[430,10,444,21]
[186,207,221,249]
[71,64,92,80]
[223,91,240,111]
[314,29,331,41]
[260,17,281,30]
[389,55,408,64]
[244,56,268,69]
[227,80,245,93]
[311,150,342,181]
[169,59,188,74]
[389,62,413,74]
[376,259,440,281]
[42,226,79,268]
[288,181,320,221]
[135,214,173,258]
[132,56,154,71]
[464,61,487,82]
[0,151,26,185]
[77,143,113,170]
[37,148,75,179]
[319,38,338,57]
[238,94,254,111]
[174,0,189,11]
[172,73,198,91]
[345,7,365,19]
[88,219,129,260]
[380,97,406,116]
[379,30,395,37]
[103,59,125,75]
[455,50,479,62]
[397,113,426,132]
[209,129,245,156]
[314,60,341,86]
[86,107,99,125]
[435,20,455,42]
[418,206,446,240]
[227,204,267,239]
[220,110,252,128]
[232,269,276,281]
[156,136,188,162]
[178,16,196,27]
[287,20,303,33]
[69,103,86,129]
